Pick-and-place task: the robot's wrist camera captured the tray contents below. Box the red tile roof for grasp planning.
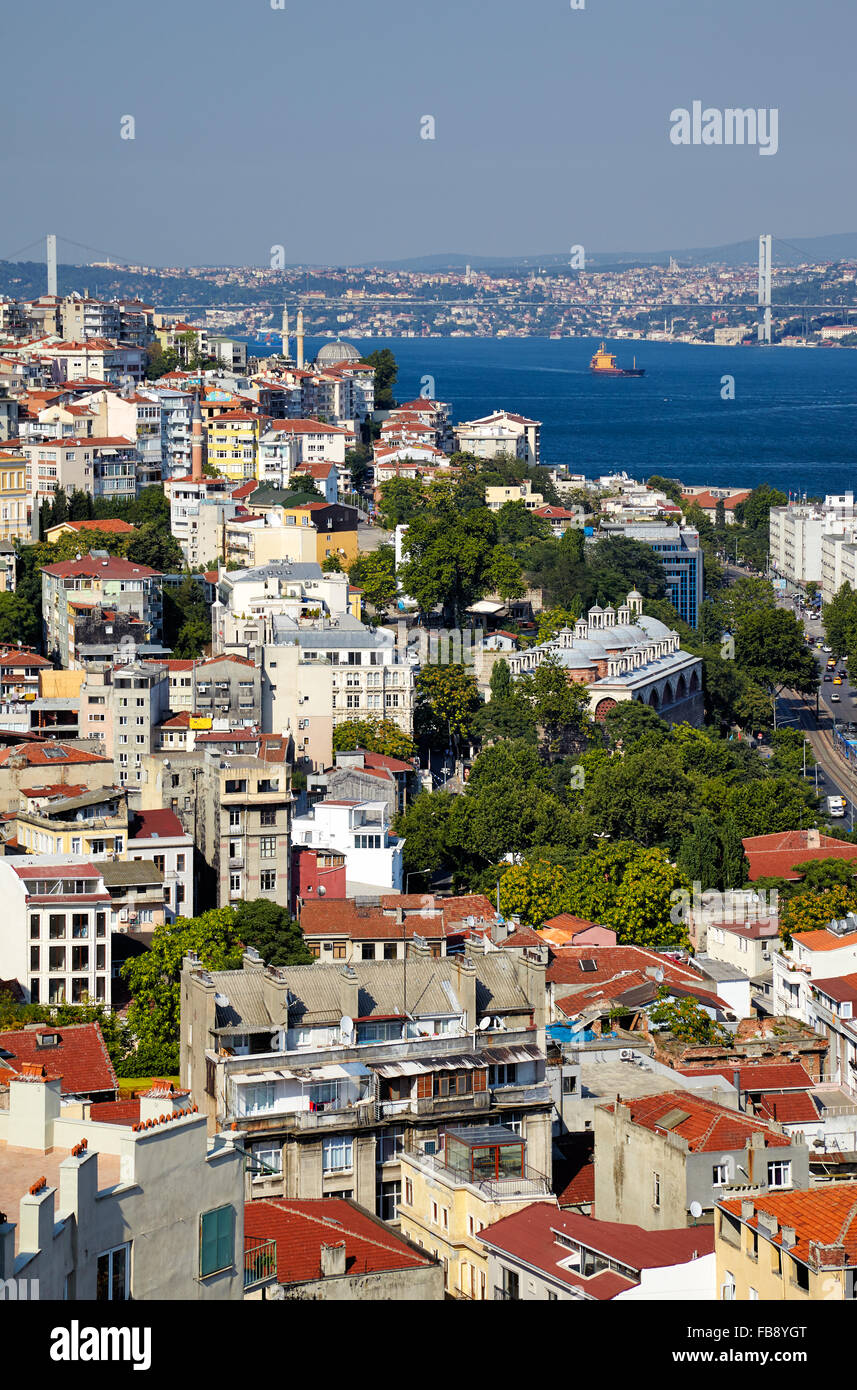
[0,743,109,767]
[553,1134,595,1208]
[129,809,187,840]
[501,926,545,949]
[813,973,857,1006]
[547,945,704,990]
[792,927,857,953]
[0,1022,116,1097]
[243,1198,435,1284]
[40,556,160,580]
[54,518,137,534]
[742,830,857,882]
[479,1204,713,1298]
[718,1183,857,1266]
[757,1091,819,1125]
[676,1063,814,1093]
[89,1098,141,1125]
[605,1090,792,1152]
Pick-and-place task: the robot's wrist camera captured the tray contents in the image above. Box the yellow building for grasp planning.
[716,1184,857,1300]
[12,786,128,859]
[279,500,359,567]
[204,410,260,483]
[0,447,29,545]
[398,1126,556,1300]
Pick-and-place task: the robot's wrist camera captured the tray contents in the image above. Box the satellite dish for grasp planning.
[339,1016,354,1038]
[317,884,326,896]
[655,969,664,983]
[478,1017,492,1030]
[689,1201,703,1219]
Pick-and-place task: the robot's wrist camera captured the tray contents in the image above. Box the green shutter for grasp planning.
[200,1206,234,1277]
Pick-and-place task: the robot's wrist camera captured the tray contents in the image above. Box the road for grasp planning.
[773,589,857,830]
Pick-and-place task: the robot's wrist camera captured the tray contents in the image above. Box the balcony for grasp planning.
[243,1236,278,1291]
[494,1287,518,1301]
[407,1149,551,1203]
[491,1083,551,1108]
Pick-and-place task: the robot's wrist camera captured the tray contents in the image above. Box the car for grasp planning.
[824,673,833,681]
[823,645,832,653]
[834,677,843,685]
[832,693,842,702]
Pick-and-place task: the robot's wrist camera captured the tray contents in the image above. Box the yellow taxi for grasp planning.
[834,676,844,685]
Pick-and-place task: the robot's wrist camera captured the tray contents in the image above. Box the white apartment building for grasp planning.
[128,808,194,920]
[769,494,857,592]
[772,916,857,1026]
[290,797,404,894]
[212,561,357,652]
[454,411,541,466]
[0,1072,246,1302]
[0,855,113,1006]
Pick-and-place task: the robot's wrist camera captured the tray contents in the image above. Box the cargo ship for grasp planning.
[589,342,645,376]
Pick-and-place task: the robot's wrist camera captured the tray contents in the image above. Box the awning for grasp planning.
[481,1045,542,1065]
[302,1063,368,1081]
[370,1053,484,1079]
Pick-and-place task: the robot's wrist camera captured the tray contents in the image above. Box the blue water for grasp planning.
[244,334,857,495]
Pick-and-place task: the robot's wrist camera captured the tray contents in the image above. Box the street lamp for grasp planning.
[406,867,432,895]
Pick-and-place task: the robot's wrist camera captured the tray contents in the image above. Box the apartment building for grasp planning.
[297,894,496,961]
[253,618,415,770]
[307,746,418,819]
[594,1090,810,1229]
[290,797,404,894]
[43,339,146,384]
[170,474,238,566]
[0,447,29,543]
[0,741,113,814]
[0,1071,246,1301]
[260,418,351,466]
[398,1125,555,1297]
[138,747,292,912]
[128,808,194,920]
[231,498,359,568]
[455,411,541,466]
[769,493,857,592]
[212,561,360,653]
[485,479,545,512]
[716,1185,857,1301]
[205,411,261,483]
[41,555,163,667]
[0,854,114,1006]
[10,785,128,860]
[22,436,139,505]
[180,943,552,1223]
[480,1204,716,1302]
[772,916,857,1025]
[107,660,170,794]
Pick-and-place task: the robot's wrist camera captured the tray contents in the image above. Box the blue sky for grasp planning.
[2,0,855,266]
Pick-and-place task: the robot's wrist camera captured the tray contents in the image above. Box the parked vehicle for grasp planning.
[827,795,847,817]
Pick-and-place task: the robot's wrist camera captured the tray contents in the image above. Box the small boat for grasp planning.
[589,342,645,376]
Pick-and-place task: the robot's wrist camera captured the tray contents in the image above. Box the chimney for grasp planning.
[515,949,547,1034]
[781,1226,797,1249]
[806,828,820,849]
[139,1079,192,1123]
[262,967,291,1026]
[339,965,359,1022]
[8,1073,62,1151]
[453,955,477,1032]
[741,1200,755,1220]
[243,947,264,972]
[17,1184,55,1259]
[58,1146,99,1223]
[758,1209,778,1239]
[320,1240,346,1278]
[407,935,430,959]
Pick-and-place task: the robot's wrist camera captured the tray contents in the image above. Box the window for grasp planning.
[230,873,241,894]
[251,1144,283,1177]
[768,1161,792,1190]
[502,1268,520,1301]
[49,914,66,939]
[96,912,106,938]
[322,1135,353,1173]
[177,854,186,871]
[713,1163,729,1187]
[260,837,276,858]
[653,1173,661,1208]
[29,914,40,939]
[199,1206,235,1278]
[260,809,276,827]
[721,1271,736,1301]
[360,942,375,960]
[260,870,276,892]
[383,942,397,960]
[404,1178,413,1206]
[30,945,39,971]
[332,943,346,960]
[97,1243,130,1301]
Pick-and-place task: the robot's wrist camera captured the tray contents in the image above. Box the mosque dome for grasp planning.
[316,339,362,365]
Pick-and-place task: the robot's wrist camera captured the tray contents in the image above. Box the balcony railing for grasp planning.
[494,1287,518,1301]
[409,1150,551,1202]
[244,1236,277,1290]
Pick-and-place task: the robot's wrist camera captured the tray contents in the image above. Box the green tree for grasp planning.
[648,989,731,1044]
[126,522,184,573]
[515,653,591,760]
[677,815,723,889]
[736,483,788,533]
[232,899,314,967]
[399,505,498,625]
[332,718,416,760]
[603,701,670,750]
[121,908,245,1074]
[780,883,857,946]
[646,476,684,506]
[163,574,211,658]
[415,664,482,751]
[498,859,574,923]
[823,582,857,658]
[376,477,427,528]
[488,546,525,601]
[734,608,817,720]
[348,547,398,613]
[565,841,691,950]
[364,348,398,410]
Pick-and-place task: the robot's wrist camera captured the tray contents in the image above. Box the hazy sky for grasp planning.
[2,0,855,267]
